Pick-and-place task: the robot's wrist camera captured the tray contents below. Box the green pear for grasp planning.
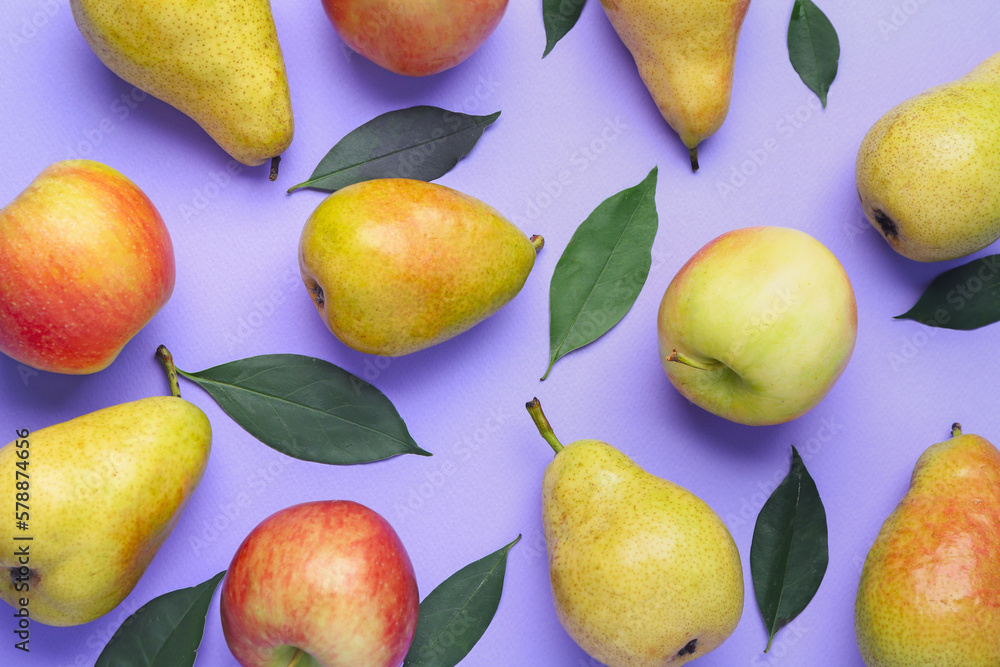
[298,178,542,356]
[855,424,1000,666]
[856,50,1000,261]
[70,0,294,167]
[526,398,743,666]
[599,0,751,170]
[0,395,211,626]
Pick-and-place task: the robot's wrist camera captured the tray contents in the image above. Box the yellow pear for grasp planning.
[0,396,211,626]
[298,178,542,356]
[599,0,751,170]
[70,0,294,167]
[856,50,1000,261]
[526,398,743,666]
[855,424,1000,666]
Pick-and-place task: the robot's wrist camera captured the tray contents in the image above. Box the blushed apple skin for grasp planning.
[322,0,508,76]
[657,226,857,426]
[0,160,175,374]
[220,500,420,667]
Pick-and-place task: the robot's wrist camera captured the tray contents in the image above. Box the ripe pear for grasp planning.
[526,398,743,666]
[298,178,542,356]
[599,0,751,170]
[855,424,1000,666]
[70,0,294,167]
[0,395,211,626]
[856,50,1000,261]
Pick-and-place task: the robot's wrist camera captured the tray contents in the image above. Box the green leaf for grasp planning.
[543,0,587,57]
[403,535,520,667]
[177,354,430,464]
[542,167,659,380]
[288,106,500,192]
[751,447,828,652]
[787,0,840,107]
[95,571,225,667]
[895,255,1000,330]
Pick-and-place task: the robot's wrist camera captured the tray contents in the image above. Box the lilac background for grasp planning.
[1,1,998,665]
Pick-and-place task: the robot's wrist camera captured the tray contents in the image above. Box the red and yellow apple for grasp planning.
[220,500,420,667]
[322,0,509,76]
[0,159,175,374]
[657,226,857,426]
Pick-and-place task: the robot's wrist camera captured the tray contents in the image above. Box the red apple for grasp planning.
[0,160,175,374]
[322,0,509,76]
[220,500,420,667]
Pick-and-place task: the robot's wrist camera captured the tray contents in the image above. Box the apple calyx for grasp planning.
[666,349,719,372]
[530,235,545,252]
[526,397,564,454]
[155,344,183,398]
[952,422,963,438]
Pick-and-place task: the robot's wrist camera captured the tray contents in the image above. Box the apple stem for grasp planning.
[525,397,564,455]
[530,235,545,252]
[156,344,182,399]
[285,649,306,667]
[666,349,717,372]
[269,156,281,182]
[952,423,962,438]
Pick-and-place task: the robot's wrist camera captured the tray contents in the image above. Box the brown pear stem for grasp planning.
[530,235,544,252]
[689,146,700,172]
[269,155,281,182]
[156,345,182,398]
[952,423,963,438]
[526,398,564,455]
[285,649,306,667]
[666,349,716,372]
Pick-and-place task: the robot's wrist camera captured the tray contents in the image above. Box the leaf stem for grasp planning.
[269,155,281,182]
[530,235,544,252]
[156,345,182,398]
[525,398,563,454]
[666,349,717,372]
[764,633,775,653]
[286,649,306,667]
[952,423,962,438]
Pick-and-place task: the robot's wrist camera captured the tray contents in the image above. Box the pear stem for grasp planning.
[666,349,716,372]
[285,649,306,667]
[530,235,544,252]
[156,345,182,399]
[689,146,700,172]
[952,423,963,437]
[525,398,564,455]
[269,156,281,182]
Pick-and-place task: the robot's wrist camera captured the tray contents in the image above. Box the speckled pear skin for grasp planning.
[599,0,751,168]
[70,0,293,166]
[0,397,211,626]
[856,51,1000,261]
[855,427,1000,666]
[298,178,538,357]
[543,439,744,666]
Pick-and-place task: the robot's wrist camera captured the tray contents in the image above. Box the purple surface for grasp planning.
[1,1,998,665]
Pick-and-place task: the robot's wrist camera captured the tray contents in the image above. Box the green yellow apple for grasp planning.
[321,0,509,76]
[220,500,419,667]
[0,160,175,374]
[656,226,857,425]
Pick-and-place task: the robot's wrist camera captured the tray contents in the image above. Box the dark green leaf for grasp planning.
[177,354,430,464]
[288,106,500,192]
[543,0,587,57]
[751,447,828,652]
[95,571,225,667]
[895,255,1000,330]
[787,0,840,107]
[403,535,520,667]
[542,167,659,380]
